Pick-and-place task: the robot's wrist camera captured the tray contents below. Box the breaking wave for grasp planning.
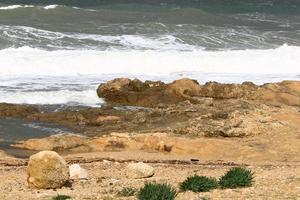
[0,45,299,76]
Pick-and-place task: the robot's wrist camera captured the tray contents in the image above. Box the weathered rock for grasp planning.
[166,78,201,98]
[200,81,300,106]
[257,81,300,106]
[0,103,40,118]
[97,78,201,107]
[97,79,300,107]
[125,162,155,179]
[200,81,258,99]
[27,151,69,189]
[69,164,88,180]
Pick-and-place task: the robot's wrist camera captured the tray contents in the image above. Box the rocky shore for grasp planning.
[0,78,300,199]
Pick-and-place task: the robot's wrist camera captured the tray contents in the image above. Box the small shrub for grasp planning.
[219,167,254,189]
[118,187,136,197]
[179,175,218,192]
[138,183,177,200]
[52,194,71,200]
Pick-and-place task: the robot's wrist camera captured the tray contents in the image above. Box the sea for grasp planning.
[0,0,300,107]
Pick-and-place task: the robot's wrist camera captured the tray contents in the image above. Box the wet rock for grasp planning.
[125,162,155,179]
[0,103,40,118]
[27,151,69,189]
[69,164,88,180]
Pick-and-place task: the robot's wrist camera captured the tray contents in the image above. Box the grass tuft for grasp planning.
[117,187,137,197]
[179,175,218,192]
[52,194,71,200]
[138,183,177,200]
[219,167,254,189]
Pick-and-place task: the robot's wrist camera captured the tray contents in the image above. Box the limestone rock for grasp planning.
[69,164,88,180]
[125,162,155,179]
[27,151,69,189]
[12,134,88,151]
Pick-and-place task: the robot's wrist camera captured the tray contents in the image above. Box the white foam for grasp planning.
[0,45,299,76]
[0,25,194,51]
[0,4,59,10]
[43,5,59,10]
[0,5,34,10]
[0,89,102,106]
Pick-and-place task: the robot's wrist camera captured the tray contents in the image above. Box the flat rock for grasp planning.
[13,134,88,151]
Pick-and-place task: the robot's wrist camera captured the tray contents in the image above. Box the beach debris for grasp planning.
[27,151,69,189]
[69,164,88,180]
[125,162,155,179]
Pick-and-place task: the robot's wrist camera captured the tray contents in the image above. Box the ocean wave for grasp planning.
[0,25,196,51]
[0,45,299,76]
[0,4,61,10]
[0,5,33,10]
[0,89,102,106]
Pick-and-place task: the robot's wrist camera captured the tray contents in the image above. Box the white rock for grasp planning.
[27,151,69,189]
[69,164,88,180]
[125,162,155,179]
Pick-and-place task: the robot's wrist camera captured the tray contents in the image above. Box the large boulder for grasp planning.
[125,162,155,179]
[27,151,69,189]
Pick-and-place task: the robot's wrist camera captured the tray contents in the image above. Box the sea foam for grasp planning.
[0,4,59,10]
[0,45,299,76]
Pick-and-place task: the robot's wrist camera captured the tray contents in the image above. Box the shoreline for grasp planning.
[0,78,299,159]
[0,78,299,199]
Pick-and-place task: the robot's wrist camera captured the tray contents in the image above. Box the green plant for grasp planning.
[52,194,71,200]
[118,187,137,197]
[219,167,254,189]
[138,183,177,200]
[179,175,218,192]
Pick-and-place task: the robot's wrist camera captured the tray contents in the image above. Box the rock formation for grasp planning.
[97,78,300,107]
[97,78,201,107]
